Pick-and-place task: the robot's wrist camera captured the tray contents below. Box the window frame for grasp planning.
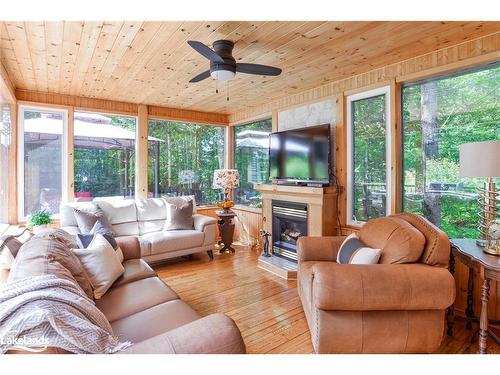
[73,109,138,200]
[232,117,272,207]
[346,85,392,226]
[18,105,69,222]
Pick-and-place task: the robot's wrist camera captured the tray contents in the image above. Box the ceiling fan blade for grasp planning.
[236,63,282,76]
[187,40,224,63]
[189,70,211,83]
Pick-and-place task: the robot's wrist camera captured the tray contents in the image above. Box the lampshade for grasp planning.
[459,141,500,178]
[212,169,240,190]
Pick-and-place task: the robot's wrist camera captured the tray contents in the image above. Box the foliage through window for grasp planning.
[73,112,137,200]
[347,87,390,223]
[402,63,500,238]
[21,108,65,218]
[148,120,226,205]
[233,118,272,207]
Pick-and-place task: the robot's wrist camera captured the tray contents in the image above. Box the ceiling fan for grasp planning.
[187,40,282,83]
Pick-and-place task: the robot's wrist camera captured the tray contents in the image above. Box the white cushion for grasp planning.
[142,230,204,255]
[139,219,166,235]
[136,198,167,221]
[112,222,140,237]
[73,234,125,299]
[97,199,137,225]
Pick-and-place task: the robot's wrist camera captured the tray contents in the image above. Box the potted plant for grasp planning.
[27,210,52,234]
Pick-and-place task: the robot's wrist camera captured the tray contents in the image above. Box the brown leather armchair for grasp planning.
[297,213,456,354]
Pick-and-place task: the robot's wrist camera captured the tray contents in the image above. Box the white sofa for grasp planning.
[59,197,217,263]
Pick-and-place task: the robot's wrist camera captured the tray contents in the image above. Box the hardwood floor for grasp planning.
[154,244,499,354]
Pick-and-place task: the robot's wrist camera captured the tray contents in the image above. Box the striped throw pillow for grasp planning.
[336,233,381,265]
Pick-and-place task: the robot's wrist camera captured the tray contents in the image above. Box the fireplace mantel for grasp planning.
[255,183,338,279]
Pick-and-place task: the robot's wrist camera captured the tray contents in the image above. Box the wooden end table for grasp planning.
[216,210,237,254]
[448,239,500,354]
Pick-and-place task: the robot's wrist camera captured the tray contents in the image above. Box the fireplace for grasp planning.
[272,200,308,262]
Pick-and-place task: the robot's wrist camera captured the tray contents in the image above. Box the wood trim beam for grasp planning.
[148,105,229,126]
[135,104,149,198]
[15,89,138,115]
[225,125,234,169]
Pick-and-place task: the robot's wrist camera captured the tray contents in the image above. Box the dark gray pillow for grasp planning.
[73,206,114,235]
[164,200,194,231]
[77,220,118,249]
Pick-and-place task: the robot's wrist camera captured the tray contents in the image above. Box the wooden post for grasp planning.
[390,80,402,214]
[135,104,148,198]
[66,106,75,202]
[8,103,18,224]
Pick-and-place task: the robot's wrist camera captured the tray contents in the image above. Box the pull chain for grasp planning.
[226,81,229,102]
[215,80,218,94]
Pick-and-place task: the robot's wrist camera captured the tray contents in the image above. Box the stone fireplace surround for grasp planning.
[256,184,338,279]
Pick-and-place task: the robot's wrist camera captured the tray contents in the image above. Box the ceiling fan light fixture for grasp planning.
[210,69,235,81]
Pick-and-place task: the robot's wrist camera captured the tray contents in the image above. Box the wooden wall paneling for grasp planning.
[232,206,263,247]
[135,104,148,198]
[8,103,17,224]
[44,22,64,93]
[66,106,75,202]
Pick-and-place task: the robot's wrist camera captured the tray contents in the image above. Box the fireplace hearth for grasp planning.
[272,200,308,262]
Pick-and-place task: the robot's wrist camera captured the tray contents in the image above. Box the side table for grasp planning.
[448,238,500,354]
[216,210,237,254]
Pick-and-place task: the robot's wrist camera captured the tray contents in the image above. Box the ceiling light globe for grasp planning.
[211,69,235,81]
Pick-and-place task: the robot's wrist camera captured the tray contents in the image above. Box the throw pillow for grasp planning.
[8,233,94,299]
[76,233,123,264]
[73,234,125,299]
[336,233,381,265]
[0,236,23,270]
[73,207,114,235]
[164,200,194,231]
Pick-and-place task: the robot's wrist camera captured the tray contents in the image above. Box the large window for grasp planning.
[347,86,391,224]
[233,118,272,207]
[19,107,66,218]
[0,103,11,223]
[402,63,500,238]
[74,112,136,200]
[147,120,226,205]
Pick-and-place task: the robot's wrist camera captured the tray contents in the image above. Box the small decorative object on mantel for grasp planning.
[260,229,272,257]
[459,140,500,255]
[212,169,240,213]
[26,210,52,234]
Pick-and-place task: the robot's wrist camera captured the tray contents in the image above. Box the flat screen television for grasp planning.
[269,124,331,185]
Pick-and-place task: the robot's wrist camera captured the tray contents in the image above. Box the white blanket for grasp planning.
[0,274,131,354]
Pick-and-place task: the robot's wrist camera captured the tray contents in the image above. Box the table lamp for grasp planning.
[459,140,500,255]
[212,169,240,212]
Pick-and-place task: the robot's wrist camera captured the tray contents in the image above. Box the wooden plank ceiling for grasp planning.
[1,21,499,115]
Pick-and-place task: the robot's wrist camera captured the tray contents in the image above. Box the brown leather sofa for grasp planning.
[4,234,246,354]
[297,213,456,354]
